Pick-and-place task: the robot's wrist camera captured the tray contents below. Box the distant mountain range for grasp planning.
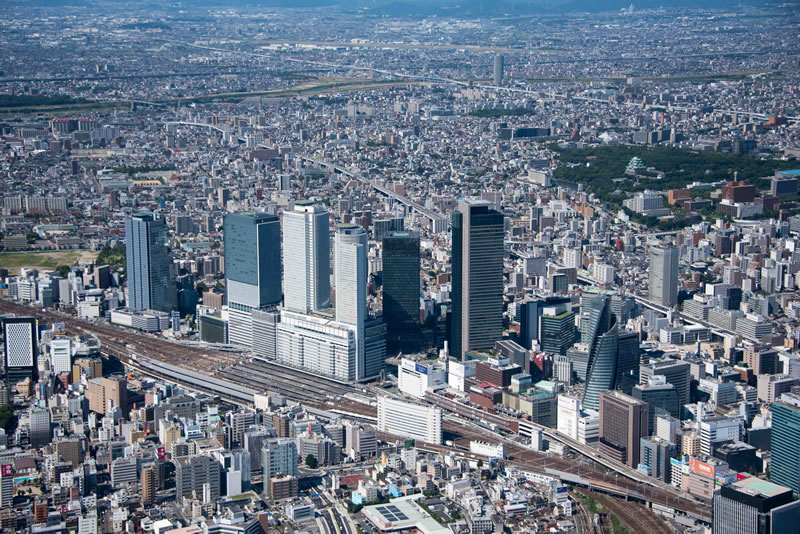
[6,0,776,15]
[196,0,769,14]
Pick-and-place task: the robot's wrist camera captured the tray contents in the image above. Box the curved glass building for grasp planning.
[583,322,619,411]
[581,295,619,411]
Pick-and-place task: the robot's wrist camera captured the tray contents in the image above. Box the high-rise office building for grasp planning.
[616,330,641,393]
[770,392,800,495]
[713,477,800,534]
[639,437,677,483]
[50,336,72,376]
[382,231,421,353]
[632,376,681,435]
[335,224,368,377]
[283,201,331,314]
[243,426,273,475]
[640,359,691,407]
[29,407,51,448]
[0,463,13,507]
[224,212,282,347]
[87,377,128,418]
[451,199,504,359]
[649,245,679,308]
[493,54,504,86]
[540,303,577,356]
[175,454,220,503]
[141,464,157,506]
[364,316,387,379]
[598,390,648,469]
[125,213,175,312]
[276,208,384,381]
[261,438,298,496]
[214,449,251,497]
[582,296,618,411]
[3,316,38,384]
[519,296,572,351]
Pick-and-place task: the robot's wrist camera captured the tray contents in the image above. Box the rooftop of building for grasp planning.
[731,477,791,498]
[363,495,451,534]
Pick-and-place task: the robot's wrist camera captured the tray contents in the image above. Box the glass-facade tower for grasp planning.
[125,213,175,312]
[382,231,421,353]
[771,394,800,495]
[451,199,504,359]
[224,212,281,347]
[582,296,618,411]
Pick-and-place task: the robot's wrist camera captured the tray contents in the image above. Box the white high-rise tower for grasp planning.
[649,244,679,308]
[282,201,331,314]
[335,224,367,378]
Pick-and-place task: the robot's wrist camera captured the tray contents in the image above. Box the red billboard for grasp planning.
[689,458,714,478]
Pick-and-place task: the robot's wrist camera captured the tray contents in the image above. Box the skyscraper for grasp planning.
[582,296,618,411]
[335,224,368,377]
[770,392,800,495]
[3,316,38,384]
[649,245,679,308]
[283,201,331,314]
[616,330,641,393]
[382,231,421,353]
[598,390,648,469]
[125,213,175,312]
[493,54,504,86]
[224,212,282,347]
[451,199,504,359]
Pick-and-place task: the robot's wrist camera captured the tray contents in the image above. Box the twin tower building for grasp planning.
[224,201,384,382]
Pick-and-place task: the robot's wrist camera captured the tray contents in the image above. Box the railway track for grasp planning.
[217,365,328,403]
[573,496,596,534]
[576,489,674,534]
[1,298,707,523]
[214,358,357,404]
[0,299,239,371]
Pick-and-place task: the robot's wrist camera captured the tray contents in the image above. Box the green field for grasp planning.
[0,251,97,274]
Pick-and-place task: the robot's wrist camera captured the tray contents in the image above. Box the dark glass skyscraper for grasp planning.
[519,296,571,351]
[450,199,504,359]
[382,231,421,353]
[616,330,641,393]
[713,477,800,534]
[540,305,577,356]
[125,213,175,312]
